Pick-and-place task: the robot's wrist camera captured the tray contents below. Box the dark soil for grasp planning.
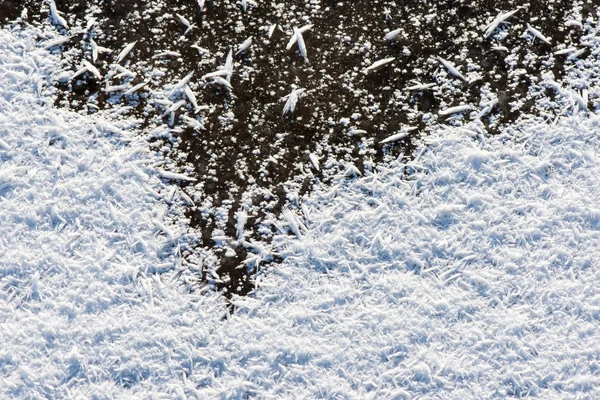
[2,0,598,298]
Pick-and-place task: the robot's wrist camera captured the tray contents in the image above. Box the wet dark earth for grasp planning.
[2,0,599,298]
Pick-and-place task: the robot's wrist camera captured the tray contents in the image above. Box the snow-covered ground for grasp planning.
[2,13,600,400]
[0,24,214,398]
[263,116,600,398]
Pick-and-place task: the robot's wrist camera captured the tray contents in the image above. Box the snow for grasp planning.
[2,15,600,400]
[263,114,600,397]
[0,25,214,398]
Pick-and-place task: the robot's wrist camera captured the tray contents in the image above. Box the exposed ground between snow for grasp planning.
[1,17,600,400]
[8,0,598,294]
